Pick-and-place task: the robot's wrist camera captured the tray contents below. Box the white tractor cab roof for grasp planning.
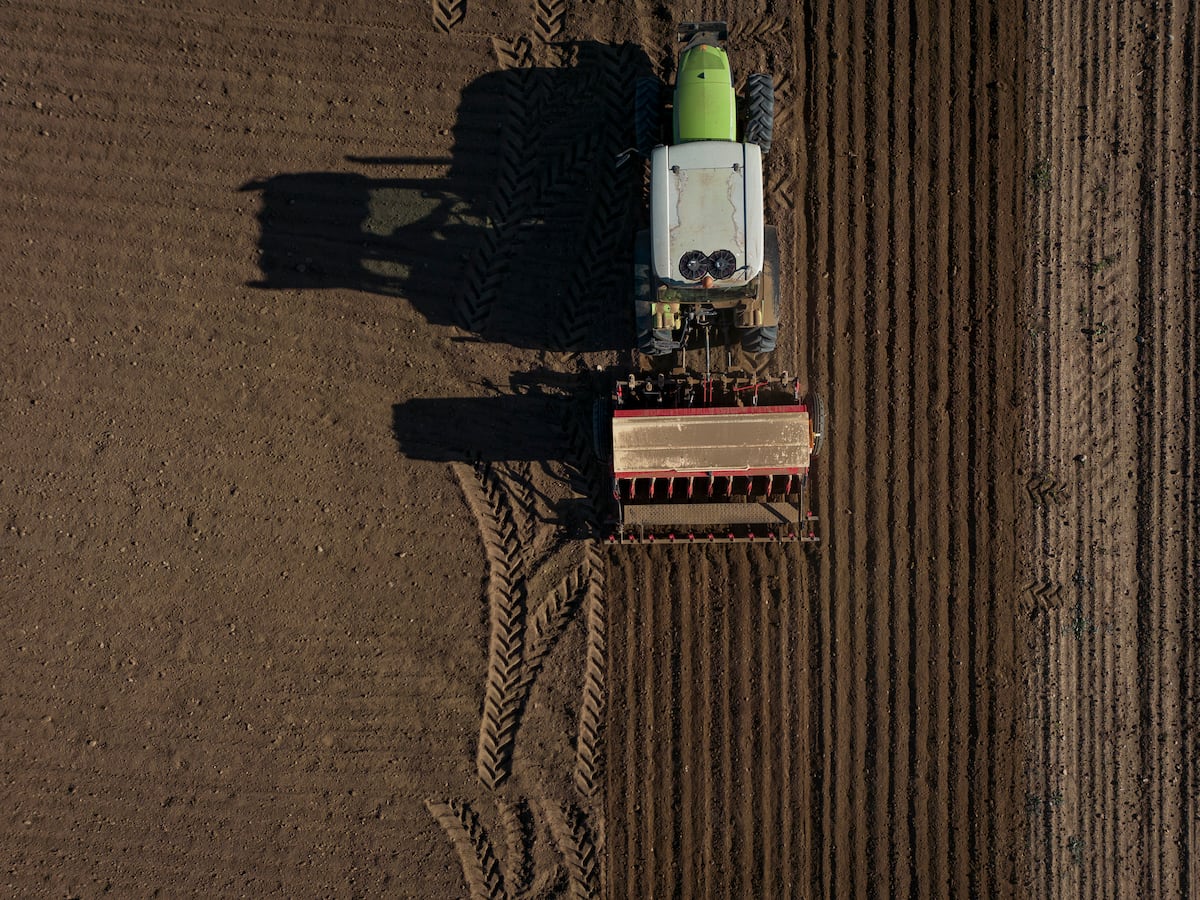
[649,140,765,289]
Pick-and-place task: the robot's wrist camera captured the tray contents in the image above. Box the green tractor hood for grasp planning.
[673,44,736,143]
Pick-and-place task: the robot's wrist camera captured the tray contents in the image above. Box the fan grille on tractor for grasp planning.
[708,249,736,278]
[679,250,709,280]
[678,249,738,281]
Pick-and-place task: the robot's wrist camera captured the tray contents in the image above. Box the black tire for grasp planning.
[808,392,826,457]
[635,76,665,156]
[741,325,778,354]
[633,227,673,356]
[761,225,781,327]
[745,73,775,154]
[592,398,613,463]
[742,224,780,354]
[637,328,675,357]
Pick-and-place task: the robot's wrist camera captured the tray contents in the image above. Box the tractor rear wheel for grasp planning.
[635,76,665,156]
[745,73,774,154]
[741,225,780,354]
[741,325,778,354]
[634,228,674,356]
[637,328,676,357]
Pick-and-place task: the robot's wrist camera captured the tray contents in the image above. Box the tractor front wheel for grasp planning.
[745,73,775,154]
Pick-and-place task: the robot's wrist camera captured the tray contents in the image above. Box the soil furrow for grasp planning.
[991,5,1025,892]
[823,0,853,887]
[696,547,715,899]
[926,1,953,891]
[678,547,699,900]
[716,548,734,897]
[803,0,836,892]
[639,548,660,896]
[1020,0,1196,892]
[757,548,779,895]
[888,1,916,893]
[904,0,934,891]
[616,551,641,897]
[1183,6,1200,888]
[734,548,758,896]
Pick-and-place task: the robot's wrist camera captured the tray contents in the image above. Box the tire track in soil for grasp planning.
[431,0,466,33]
[1023,0,1197,895]
[544,802,601,900]
[1024,0,1066,887]
[462,29,645,360]
[546,45,643,358]
[1043,0,1085,890]
[1069,0,1140,893]
[497,797,532,898]
[426,799,507,900]
[454,455,586,795]
[1085,8,1140,890]
[573,545,607,802]
[533,0,565,47]
[454,463,529,791]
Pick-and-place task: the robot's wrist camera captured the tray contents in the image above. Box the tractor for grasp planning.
[601,22,823,544]
[633,21,779,358]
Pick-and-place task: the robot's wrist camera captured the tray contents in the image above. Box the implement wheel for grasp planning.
[808,392,827,457]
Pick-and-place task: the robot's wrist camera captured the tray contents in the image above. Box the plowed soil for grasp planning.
[1,1,1196,899]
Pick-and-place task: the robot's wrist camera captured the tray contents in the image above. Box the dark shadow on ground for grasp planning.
[240,42,653,354]
[391,392,567,464]
[391,368,611,534]
[390,367,604,464]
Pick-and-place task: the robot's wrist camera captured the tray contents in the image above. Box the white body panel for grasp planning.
[650,141,765,287]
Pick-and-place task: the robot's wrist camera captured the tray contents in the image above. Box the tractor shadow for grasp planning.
[240,42,652,354]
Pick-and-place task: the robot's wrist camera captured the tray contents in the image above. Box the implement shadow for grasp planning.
[391,369,605,534]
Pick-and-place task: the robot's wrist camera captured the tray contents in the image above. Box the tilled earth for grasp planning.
[1,1,1196,898]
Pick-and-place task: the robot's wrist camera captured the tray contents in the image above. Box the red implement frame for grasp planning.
[609,403,818,543]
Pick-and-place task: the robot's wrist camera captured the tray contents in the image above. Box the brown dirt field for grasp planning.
[1023,0,1199,895]
[0,1,1195,899]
